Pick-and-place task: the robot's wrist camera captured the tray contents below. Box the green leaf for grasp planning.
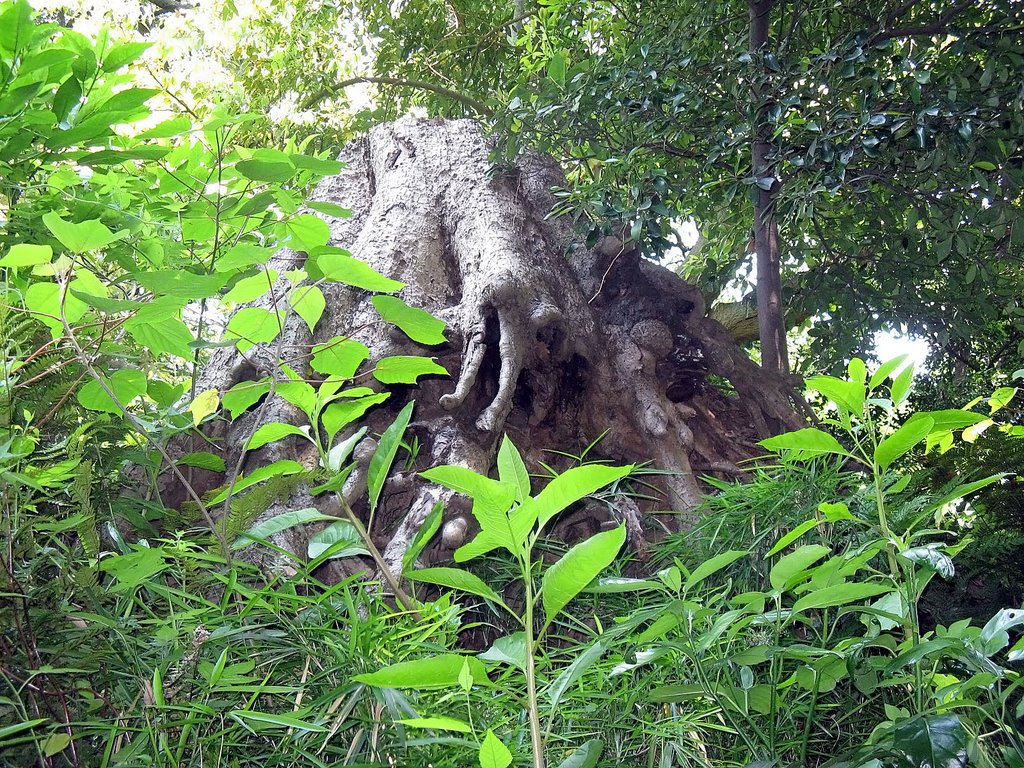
[0,718,47,742]
[0,243,51,268]
[760,428,848,459]
[979,607,1024,654]
[42,212,127,253]
[306,201,352,218]
[77,369,146,414]
[233,507,334,549]
[542,525,625,626]
[314,249,404,292]
[354,654,489,689]
[770,544,830,591]
[478,632,527,670]
[326,427,367,472]
[52,75,82,123]
[402,501,444,573]
[322,393,390,440]
[684,549,748,591]
[792,582,892,613]
[290,154,344,175]
[368,401,414,514]
[101,41,151,72]
[222,379,271,419]
[371,295,447,344]
[479,729,513,768]
[216,243,275,272]
[288,284,326,333]
[556,739,604,768]
[869,355,909,390]
[0,0,34,54]
[135,270,227,299]
[229,710,325,732]
[807,375,864,415]
[373,356,448,384]
[284,214,330,251]
[766,519,821,557]
[893,714,966,768]
[396,717,472,733]
[547,640,605,708]
[891,365,915,406]
[307,521,368,560]
[125,315,194,359]
[208,460,304,505]
[311,337,369,378]
[497,435,531,501]
[222,270,277,304]
[41,732,71,757]
[189,389,220,426]
[874,416,934,470]
[410,567,505,606]
[236,158,296,182]
[176,452,225,472]
[99,546,168,589]
[547,51,567,86]
[225,307,282,348]
[244,422,308,451]
[528,463,633,530]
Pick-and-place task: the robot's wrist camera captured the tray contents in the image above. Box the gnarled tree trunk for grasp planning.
[167,117,804,578]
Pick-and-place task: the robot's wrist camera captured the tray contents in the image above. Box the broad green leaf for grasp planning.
[371,295,447,344]
[290,153,343,175]
[77,369,146,414]
[874,416,934,470]
[24,282,85,336]
[101,41,151,72]
[792,582,892,613]
[528,463,633,530]
[236,158,296,182]
[402,500,445,573]
[869,355,909,390]
[420,466,517,532]
[368,401,414,514]
[0,243,51,268]
[315,248,404,292]
[766,519,820,557]
[396,717,472,733]
[410,567,505,606]
[208,460,305,505]
[288,284,325,333]
[325,427,367,472]
[478,632,527,670]
[176,452,225,472]
[548,51,567,85]
[684,549,748,591]
[125,315,194,359]
[556,739,604,768]
[373,356,448,384]
[41,731,70,757]
[233,507,334,549]
[216,243,275,272]
[284,214,330,251]
[807,374,864,415]
[479,729,513,768]
[988,386,1016,414]
[548,640,605,708]
[770,544,830,591]
[542,525,625,626]
[245,422,308,451]
[222,379,271,419]
[926,474,1004,513]
[135,270,228,299]
[0,0,34,54]
[893,715,966,768]
[979,607,1024,654]
[229,710,325,732]
[322,393,390,440]
[42,212,127,253]
[52,75,82,122]
[189,389,220,426]
[311,337,369,377]
[891,365,915,406]
[276,377,317,418]
[99,547,168,589]
[222,270,277,304]
[354,654,489,689]
[307,520,368,560]
[306,201,352,218]
[900,546,954,580]
[497,435,531,501]
[760,428,848,459]
[225,307,282,348]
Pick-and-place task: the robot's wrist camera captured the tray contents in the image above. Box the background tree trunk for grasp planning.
[168,118,805,578]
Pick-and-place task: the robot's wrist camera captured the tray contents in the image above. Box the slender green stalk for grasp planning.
[522,557,547,768]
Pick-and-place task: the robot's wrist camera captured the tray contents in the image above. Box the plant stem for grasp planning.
[522,557,546,768]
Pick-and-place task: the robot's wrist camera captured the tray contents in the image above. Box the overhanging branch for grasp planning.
[301,76,493,115]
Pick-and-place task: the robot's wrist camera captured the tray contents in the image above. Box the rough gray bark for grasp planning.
[167,117,805,578]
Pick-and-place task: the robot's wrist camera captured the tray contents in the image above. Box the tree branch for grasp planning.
[870,0,973,45]
[301,76,493,115]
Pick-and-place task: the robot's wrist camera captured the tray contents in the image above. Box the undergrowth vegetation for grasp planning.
[2,3,1023,767]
